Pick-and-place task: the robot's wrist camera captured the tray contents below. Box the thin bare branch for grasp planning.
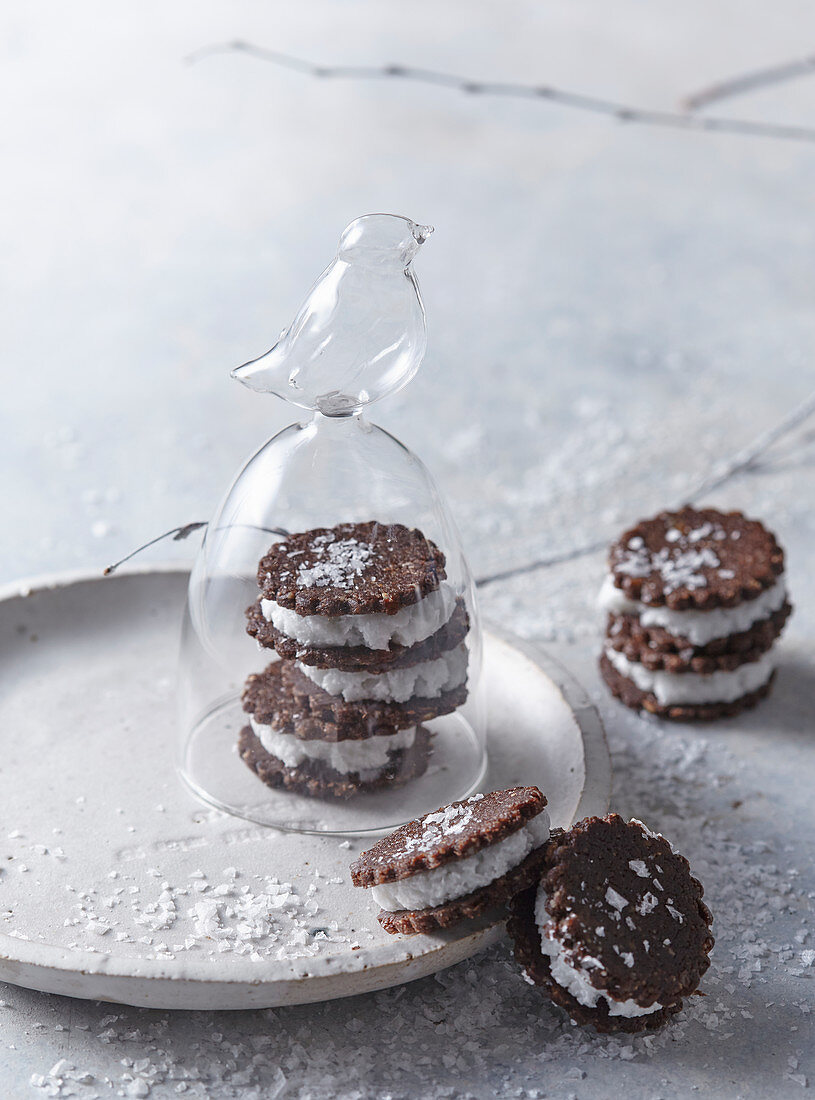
[683,54,815,112]
[475,539,608,587]
[102,522,290,576]
[685,388,815,499]
[476,389,815,587]
[187,41,815,145]
[105,389,815,586]
[103,523,207,575]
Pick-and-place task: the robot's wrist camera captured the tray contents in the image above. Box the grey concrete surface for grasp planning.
[1,2,814,1097]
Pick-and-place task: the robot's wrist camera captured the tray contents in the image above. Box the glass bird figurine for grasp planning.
[177,214,485,835]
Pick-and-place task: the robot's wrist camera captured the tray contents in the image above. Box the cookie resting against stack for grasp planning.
[350,787,551,933]
[238,521,470,798]
[599,506,791,719]
[508,815,714,1033]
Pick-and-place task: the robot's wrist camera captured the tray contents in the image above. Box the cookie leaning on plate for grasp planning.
[350,787,551,934]
[508,814,714,1033]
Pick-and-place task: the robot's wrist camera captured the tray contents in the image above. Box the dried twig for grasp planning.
[187,40,815,145]
[684,388,815,498]
[474,539,607,588]
[105,391,815,584]
[103,523,288,577]
[103,522,207,576]
[683,55,815,112]
[475,389,815,586]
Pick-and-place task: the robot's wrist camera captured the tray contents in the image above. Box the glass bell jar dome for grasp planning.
[177,214,486,834]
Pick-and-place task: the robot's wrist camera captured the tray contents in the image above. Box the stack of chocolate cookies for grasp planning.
[599,506,791,720]
[238,521,470,798]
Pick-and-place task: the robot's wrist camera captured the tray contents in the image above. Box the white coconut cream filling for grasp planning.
[249,716,416,777]
[604,645,776,705]
[535,886,662,1019]
[599,573,786,646]
[261,582,457,651]
[297,643,468,704]
[371,811,551,912]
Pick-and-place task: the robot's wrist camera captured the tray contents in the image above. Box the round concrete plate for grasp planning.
[0,567,610,1010]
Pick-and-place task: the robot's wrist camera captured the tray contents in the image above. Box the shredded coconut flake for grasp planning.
[637,892,659,915]
[295,536,374,590]
[605,886,628,911]
[614,535,722,593]
[396,794,486,855]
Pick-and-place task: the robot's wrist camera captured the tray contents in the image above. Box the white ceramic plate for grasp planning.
[0,567,609,1010]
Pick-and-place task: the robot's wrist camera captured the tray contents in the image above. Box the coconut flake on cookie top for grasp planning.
[257,521,448,617]
[350,787,548,886]
[608,506,785,611]
[295,534,374,590]
[350,787,551,935]
[370,810,550,912]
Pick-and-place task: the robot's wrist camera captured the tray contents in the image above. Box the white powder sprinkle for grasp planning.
[613,947,635,968]
[637,892,659,915]
[396,794,485,856]
[295,536,374,590]
[605,886,628,911]
[614,534,723,593]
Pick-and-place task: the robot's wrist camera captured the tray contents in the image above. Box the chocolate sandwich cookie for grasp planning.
[599,652,776,721]
[351,787,551,934]
[243,660,467,740]
[605,601,792,668]
[257,521,446,616]
[246,597,470,672]
[238,724,432,800]
[508,814,714,1033]
[599,507,790,718]
[606,506,784,610]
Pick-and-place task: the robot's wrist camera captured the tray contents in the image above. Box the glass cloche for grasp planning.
[177,214,486,834]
